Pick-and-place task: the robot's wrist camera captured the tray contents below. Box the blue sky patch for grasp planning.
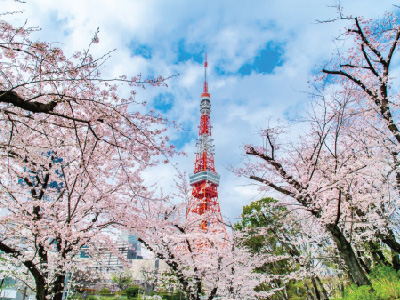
[129,43,152,59]
[153,92,174,112]
[214,62,231,76]
[171,128,197,150]
[177,39,204,63]
[239,43,284,75]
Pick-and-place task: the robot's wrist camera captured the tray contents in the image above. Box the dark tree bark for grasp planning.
[392,249,400,271]
[314,276,329,300]
[338,275,345,299]
[0,91,58,113]
[52,275,66,300]
[326,224,371,286]
[379,229,400,253]
[356,250,371,274]
[35,278,46,300]
[311,276,321,300]
[305,283,316,300]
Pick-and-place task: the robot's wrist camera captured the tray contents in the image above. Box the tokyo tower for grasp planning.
[187,54,227,236]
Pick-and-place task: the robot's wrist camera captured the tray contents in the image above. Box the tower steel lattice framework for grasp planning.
[187,54,227,236]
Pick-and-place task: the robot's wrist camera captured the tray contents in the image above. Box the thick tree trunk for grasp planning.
[326,224,370,286]
[31,271,66,300]
[369,241,390,267]
[314,276,329,300]
[305,283,316,300]
[311,276,321,300]
[34,276,47,300]
[379,228,400,270]
[337,274,345,298]
[53,275,66,300]
[356,250,371,274]
[392,249,400,271]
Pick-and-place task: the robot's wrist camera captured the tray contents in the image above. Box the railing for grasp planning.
[189,171,220,186]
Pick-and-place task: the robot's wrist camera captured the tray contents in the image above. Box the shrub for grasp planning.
[341,285,374,300]
[98,288,112,296]
[170,294,182,300]
[155,293,181,300]
[335,267,400,300]
[88,296,98,300]
[125,286,140,300]
[70,293,84,300]
[371,267,400,299]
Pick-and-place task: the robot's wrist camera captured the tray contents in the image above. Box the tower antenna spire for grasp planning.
[203,52,208,93]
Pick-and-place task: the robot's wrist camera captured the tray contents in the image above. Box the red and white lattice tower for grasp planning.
[187,54,227,236]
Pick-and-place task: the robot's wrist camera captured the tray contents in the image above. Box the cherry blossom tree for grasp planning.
[0,19,173,300]
[239,9,400,288]
[321,11,400,262]
[238,85,400,287]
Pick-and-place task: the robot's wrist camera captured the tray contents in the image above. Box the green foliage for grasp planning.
[69,292,84,300]
[88,296,98,300]
[234,197,300,255]
[99,297,115,300]
[284,281,308,300]
[235,197,303,293]
[98,288,112,296]
[335,267,400,300]
[156,293,181,300]
[125,286,140,300]
[170,294,182,300]
[342,285,374,300]
[112,272,133,291]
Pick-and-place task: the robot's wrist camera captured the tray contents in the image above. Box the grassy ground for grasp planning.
[333,267,400,300]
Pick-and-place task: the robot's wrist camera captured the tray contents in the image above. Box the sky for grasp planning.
[2,0,399,223]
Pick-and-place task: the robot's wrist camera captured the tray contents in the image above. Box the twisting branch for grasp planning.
[321,69,378,102]
[0,90,57,113]
[246,146,304,192]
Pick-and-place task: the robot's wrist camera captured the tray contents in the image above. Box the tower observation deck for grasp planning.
[186,54,226,235]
